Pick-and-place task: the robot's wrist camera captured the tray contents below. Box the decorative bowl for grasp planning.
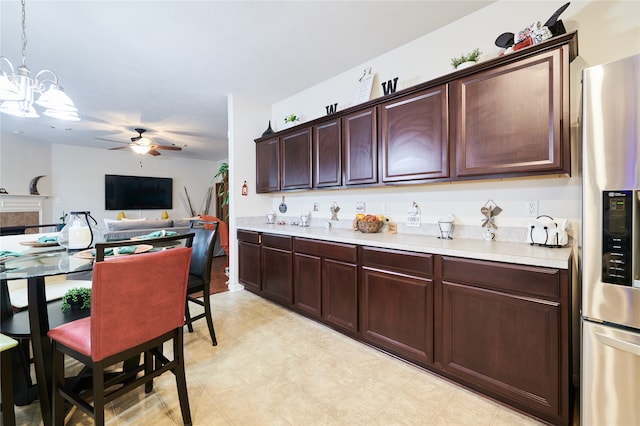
[356,220,384,233]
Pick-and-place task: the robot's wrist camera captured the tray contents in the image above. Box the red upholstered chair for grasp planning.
[47,246,193,426]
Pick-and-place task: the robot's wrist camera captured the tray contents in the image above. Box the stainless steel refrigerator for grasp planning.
[581,54,640,425]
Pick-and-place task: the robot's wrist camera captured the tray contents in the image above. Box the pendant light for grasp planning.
[0,0,80,121]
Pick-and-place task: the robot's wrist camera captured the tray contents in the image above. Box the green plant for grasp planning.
[61,287,92,312]
[451,48,482,69]
[284,113,300,123]
[59,211,68,224]
[214,162,229,219]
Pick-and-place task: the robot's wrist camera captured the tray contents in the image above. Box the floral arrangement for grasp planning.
[451,48,482,69]
[284,114,300,124]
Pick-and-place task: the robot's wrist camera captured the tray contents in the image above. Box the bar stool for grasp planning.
[1,333,18,426]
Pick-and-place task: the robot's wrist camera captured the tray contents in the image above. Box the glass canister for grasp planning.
[58,211,98,250]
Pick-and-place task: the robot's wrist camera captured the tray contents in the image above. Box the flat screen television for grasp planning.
[105,174,173,210]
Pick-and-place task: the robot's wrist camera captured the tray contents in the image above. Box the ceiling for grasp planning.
[0,1,493,161]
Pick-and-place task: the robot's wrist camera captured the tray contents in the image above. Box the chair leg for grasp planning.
[202,292,217,346]
[93,361,105,426]
[1,347,16,426]
[174,330,192,426]
[144,350,153,393]
[184,303,194,333]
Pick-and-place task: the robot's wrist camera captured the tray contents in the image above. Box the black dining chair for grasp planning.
[184,220,219,346]
[47,234,194,425]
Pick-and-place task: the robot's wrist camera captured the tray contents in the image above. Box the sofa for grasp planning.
[102,218,226,257]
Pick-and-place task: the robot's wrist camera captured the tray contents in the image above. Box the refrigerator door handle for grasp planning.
[596,332,640,356]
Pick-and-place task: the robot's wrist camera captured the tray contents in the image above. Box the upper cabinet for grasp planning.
[313,118,342,188]
[451,46,570,178]
[343,106,378,185]
[379,85,449,182]
[256,137,280,193]
[281,128,312,190]
[255,32,577,193]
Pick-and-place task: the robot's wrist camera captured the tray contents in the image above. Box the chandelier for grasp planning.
[0,0,79,121]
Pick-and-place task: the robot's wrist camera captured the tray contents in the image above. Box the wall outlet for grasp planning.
[526,200,538,217]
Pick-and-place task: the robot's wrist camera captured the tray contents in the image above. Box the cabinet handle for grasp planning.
[595,333,640,356]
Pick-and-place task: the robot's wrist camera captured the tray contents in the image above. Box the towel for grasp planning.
[136,230,178,239]
[92,246,138,257]
[198,215,229,256]
[0,251,22,258]
[37,235,58,243]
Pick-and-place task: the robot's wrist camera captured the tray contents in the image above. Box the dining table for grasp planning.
[0,245,93,426]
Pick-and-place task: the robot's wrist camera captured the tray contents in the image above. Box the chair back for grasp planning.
[89,247,192,361]
[189,222,219,282]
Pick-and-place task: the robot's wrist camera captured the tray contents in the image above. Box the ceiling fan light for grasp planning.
[42,108,81,121]
[35,85,78,112]
[0,100,39,118]
[130,144,151,154]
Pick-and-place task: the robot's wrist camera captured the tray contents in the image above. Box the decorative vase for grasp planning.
[455,61,477,70]
[262,121,274,137]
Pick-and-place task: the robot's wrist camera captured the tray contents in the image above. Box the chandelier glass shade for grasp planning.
[130,142,152,155]
[0,0,79,121]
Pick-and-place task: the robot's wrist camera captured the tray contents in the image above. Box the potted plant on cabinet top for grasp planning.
[61,287,92,313]
[451,48,482,70]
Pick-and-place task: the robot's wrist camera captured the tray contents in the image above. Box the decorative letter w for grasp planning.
[382,77,399,95]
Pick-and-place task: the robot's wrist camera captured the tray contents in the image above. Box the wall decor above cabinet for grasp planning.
[255,32,577,193]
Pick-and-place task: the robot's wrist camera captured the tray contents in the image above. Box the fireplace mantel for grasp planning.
[0,195,48,227]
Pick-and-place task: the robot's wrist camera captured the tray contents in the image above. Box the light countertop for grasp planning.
[236,222,573,270]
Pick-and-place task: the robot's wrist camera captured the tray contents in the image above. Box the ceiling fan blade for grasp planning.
[154,145,182,151]
[147,149,161,156]
[96,137,128,144]
[108,146,129,151]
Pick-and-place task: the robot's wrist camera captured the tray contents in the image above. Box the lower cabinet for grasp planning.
[237,230,261,293]
[237,233,572,425]
[293,238,358,334]
[261,234,292,306]
[360,246,434,365]
[439,256,571,426]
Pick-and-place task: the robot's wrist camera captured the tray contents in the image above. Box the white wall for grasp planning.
[237,0,639,236]
[48,144,216,230]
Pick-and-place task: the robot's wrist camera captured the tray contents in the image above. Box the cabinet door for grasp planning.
[343,107,378,185]
[379,85,449,182]
[313,118,342,188]
[281,129,312,190]
[256,138,280,193]
[261,246,292,306]
[440,281,561,420]
[452,47,569,178]
[361,267,434,364]
[238,241,261,293]
[293,253,322,317]
[322,259,358,333]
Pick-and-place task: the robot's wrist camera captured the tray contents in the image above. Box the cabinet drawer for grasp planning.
[262,233,292,250]
[361,246,433,278]
[441,257,560,299]
[293,238,357,262]
[237,230,260,244]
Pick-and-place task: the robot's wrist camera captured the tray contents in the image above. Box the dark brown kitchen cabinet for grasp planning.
[439,256,571,426]
[360,247,434,365]
[313,118,342,188]
[451,46,570,178]
[256,137,280,193]
[379,85,449,182]
[281,128,312,190]
[261,234,292,306]
[343,107,378,185]
[237,230,261,293]
[293,238,358,333]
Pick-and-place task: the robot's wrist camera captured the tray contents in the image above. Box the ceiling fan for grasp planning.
[96,128,182,156]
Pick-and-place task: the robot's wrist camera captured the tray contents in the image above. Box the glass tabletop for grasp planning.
[0,250,93,281]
